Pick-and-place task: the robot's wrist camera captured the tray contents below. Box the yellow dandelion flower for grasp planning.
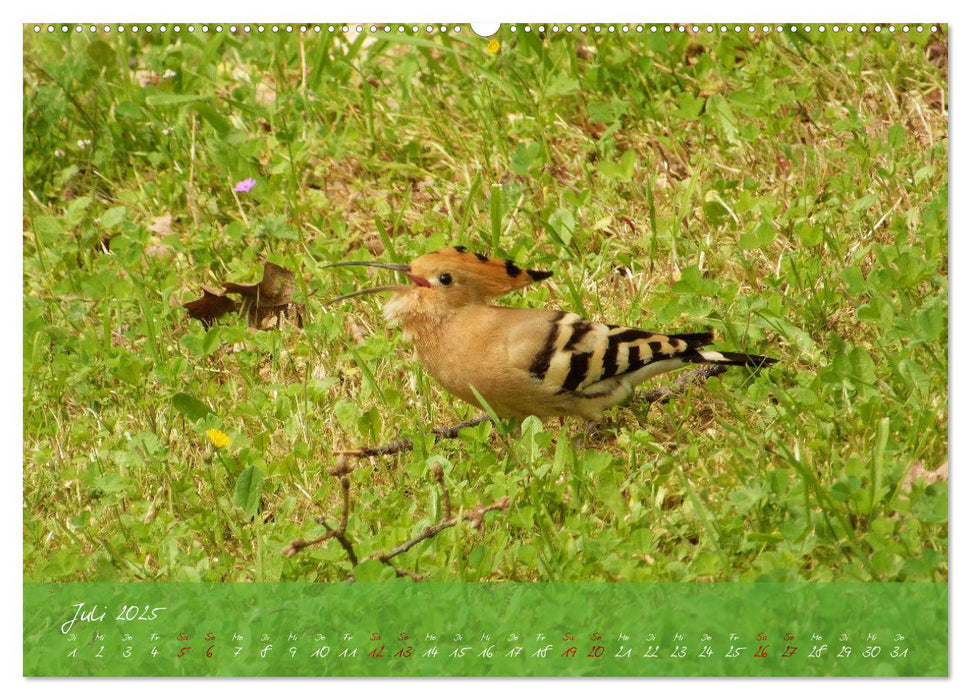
[206,429,231,449]
[486,38,501,55]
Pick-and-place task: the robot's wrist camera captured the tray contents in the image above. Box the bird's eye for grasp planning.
[438,272,453,286]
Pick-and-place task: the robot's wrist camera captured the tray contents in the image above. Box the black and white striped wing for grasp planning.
[527,312,715,397]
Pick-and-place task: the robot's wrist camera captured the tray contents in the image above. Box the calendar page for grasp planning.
[22,22,948,677]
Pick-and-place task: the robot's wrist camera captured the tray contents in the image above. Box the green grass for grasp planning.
[23,24,948,583]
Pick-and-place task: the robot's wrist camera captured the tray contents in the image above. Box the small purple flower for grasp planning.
[233,178,257,193]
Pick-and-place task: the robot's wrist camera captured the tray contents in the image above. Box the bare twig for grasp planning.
[318,477,358,566]
[431,462,451,519]
[285,364,732,574]
[335,416,491,458]
[638,363,729,405]
[283,461,358,564]
[368,496,511,565]
[284,454,510,582]
[391,567,425,581]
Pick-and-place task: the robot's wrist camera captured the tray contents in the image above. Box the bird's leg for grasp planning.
[575,418,602,449]
[502,416,523,439]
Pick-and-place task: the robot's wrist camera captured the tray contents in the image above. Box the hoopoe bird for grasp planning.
[324,246,777,422]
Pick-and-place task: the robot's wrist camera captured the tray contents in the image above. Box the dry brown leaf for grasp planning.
[223,262,302,330]
[344,318,368,345]
[255,81,277,106]
[142,215,178,259]
[900,460,948,493]
[134,69,160,87]
[148,214,175,237]
[223,262,294,307]
[182,286,240,329]
[184,262,304,331]
[145,243,175,260]
[363,233,386,257]
[927,40,947,76]
[582,120,607,140]
[927,86,946,112]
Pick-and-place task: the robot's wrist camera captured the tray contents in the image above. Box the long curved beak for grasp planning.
[323,285,409,306]
[320,261,411,272]
[322,260,425,306]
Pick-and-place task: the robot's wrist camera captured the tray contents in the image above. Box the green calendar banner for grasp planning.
[24,583,947,676]
[23,20,949,680]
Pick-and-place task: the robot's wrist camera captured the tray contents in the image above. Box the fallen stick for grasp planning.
[335,416,491,457]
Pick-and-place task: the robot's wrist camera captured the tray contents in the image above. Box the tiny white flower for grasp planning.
[77,139,92,149]
[162,69,177,79]
[54,149,65,158]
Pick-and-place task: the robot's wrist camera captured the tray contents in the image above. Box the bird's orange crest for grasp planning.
[410,246,553,299]
[321,246,553,306]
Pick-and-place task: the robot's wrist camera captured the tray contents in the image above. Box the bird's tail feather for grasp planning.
[668,331,715,349]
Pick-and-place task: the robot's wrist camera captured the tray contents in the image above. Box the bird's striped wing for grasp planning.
[527,312,715,396]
